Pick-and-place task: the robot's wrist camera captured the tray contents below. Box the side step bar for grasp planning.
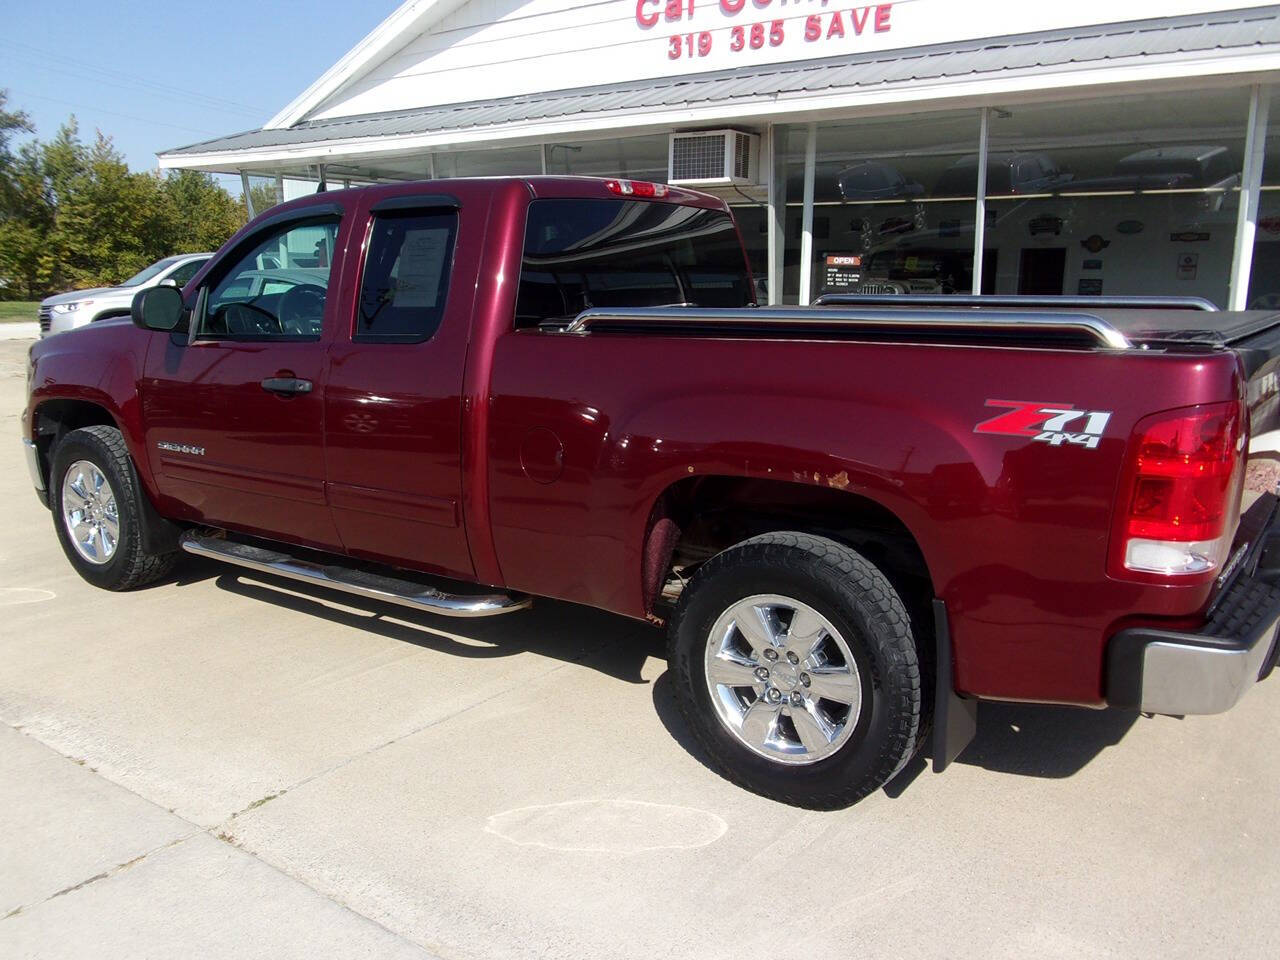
[180,532,532,617]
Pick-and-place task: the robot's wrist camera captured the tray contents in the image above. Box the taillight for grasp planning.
[1111,401,1245,578]
[605,178,669,199]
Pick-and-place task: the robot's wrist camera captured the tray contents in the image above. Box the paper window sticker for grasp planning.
[393,228,449,308]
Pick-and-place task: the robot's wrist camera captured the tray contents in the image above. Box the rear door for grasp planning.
[322,193,476,580]
[140,206,347,550]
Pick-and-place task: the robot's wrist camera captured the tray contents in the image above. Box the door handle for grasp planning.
[261,377,313,395]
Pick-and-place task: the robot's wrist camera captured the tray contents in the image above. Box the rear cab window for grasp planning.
[515,198,754,328]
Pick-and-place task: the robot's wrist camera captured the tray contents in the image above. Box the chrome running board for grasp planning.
[180,532,531,617]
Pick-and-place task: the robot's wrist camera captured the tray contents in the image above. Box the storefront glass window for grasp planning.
[433,145,543,178]
[1248,88,1280,310]
[986,88,1250,306]
[796,112,982,303]
[544,135,669,183]
[728,202,769,296]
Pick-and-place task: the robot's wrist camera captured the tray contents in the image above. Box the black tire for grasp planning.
[49,425,177,591]
[668,531,922,809]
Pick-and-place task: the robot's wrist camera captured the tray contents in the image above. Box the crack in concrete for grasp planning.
[0,621,634,951]
[16,833,195,916]
[239,641,608,812]
[0,720,448,957]
[228,790,286,820]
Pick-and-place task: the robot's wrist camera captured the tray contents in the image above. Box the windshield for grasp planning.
[120,256,181,287]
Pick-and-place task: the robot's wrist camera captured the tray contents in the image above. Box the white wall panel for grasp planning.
[309,0,1278,122]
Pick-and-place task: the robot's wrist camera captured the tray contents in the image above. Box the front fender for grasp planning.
[27,321,156,496]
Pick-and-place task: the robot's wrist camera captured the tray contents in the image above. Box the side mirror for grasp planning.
[158,277,179,288]
[131,285,184,332]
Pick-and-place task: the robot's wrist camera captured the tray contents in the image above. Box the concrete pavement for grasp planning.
[0,322,39,340]
[1,335,1278,959]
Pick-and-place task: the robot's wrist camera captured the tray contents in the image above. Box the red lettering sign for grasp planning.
[653,3,896,63]
[636,0,659,28]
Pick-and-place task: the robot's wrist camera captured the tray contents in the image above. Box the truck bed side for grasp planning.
[485,330,1243,706]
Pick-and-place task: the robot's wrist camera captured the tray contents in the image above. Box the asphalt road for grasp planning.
[1,335,1278,959]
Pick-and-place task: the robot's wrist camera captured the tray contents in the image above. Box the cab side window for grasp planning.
[356,211,457,343]
[198,219,339,341]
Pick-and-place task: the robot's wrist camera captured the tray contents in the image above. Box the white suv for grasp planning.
[39,253,212,337]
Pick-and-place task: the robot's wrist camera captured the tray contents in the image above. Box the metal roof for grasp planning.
[162,6,1280,160]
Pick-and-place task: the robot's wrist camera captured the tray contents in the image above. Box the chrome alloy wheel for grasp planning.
[703,594,863,765]
[61,460,120,565]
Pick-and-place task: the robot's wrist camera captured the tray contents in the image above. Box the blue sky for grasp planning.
[2,0,401,173]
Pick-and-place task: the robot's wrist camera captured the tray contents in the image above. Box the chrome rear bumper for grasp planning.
[1108,513,1280,715]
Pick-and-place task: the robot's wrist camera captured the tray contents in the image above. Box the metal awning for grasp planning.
[160,6,1280,172]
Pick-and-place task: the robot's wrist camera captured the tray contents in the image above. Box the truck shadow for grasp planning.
[937,701,1139,778]
[199,565,663,686]
[183,562,1139,794]
[651,670,1140,795]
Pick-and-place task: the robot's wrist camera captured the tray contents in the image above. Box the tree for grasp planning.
[0,94,250,299]
[0,89,34,217]
[54,132,170,288]
[162,169,245,253]
[247,179,280,218]
[0,118,81,297]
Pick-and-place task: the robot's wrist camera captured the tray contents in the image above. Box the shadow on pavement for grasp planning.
[654,671,1141,801]
[169,557,1140,793]
[200,566,663,686]
[948,700,1139,778]
[881,701,1140,798]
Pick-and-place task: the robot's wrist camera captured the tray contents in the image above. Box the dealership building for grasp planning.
[159,0,1280,308]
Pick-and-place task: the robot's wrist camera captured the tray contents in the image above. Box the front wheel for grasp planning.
[49,425,177,590]
[667,532,922,809]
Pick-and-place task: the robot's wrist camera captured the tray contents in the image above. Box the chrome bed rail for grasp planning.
[814,293,1218,312]
[559,305,1134,350]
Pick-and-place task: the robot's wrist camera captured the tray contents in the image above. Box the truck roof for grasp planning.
[276,176,728,212]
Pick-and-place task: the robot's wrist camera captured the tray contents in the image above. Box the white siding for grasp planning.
[308,0,1279,122]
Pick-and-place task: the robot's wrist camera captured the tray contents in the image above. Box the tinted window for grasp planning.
[356,211,457,342]
[200,218,339,340]
[121,256,181,287]
[515,199,753,328]
[167,258,207,288]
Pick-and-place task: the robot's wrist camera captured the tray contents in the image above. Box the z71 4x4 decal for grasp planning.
[975,400,1112,450]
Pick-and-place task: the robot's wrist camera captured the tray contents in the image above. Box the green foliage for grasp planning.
[248,180,281,217]
[0,90,34,219]
[164,169,247,252]
[0,91,249,300]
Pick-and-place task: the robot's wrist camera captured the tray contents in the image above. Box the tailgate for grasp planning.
[1096,307,1280,509]
[1244,342,1280,511]
[1216,313,1280,509]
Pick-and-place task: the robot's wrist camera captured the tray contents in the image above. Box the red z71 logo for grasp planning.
[975,400,1112,450]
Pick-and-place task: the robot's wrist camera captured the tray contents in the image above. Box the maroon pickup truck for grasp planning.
[22,176,1280,808]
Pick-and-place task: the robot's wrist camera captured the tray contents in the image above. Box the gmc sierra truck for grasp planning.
[21,176,1280,809]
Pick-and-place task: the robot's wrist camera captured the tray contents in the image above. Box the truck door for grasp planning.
[322,195,475,580]
[140,208,347,550]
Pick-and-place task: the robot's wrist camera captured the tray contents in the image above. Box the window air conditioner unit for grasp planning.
[668,130,760,186]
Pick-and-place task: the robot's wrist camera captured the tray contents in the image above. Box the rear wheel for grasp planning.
[668,532,922,809]
[50,425,177,590]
